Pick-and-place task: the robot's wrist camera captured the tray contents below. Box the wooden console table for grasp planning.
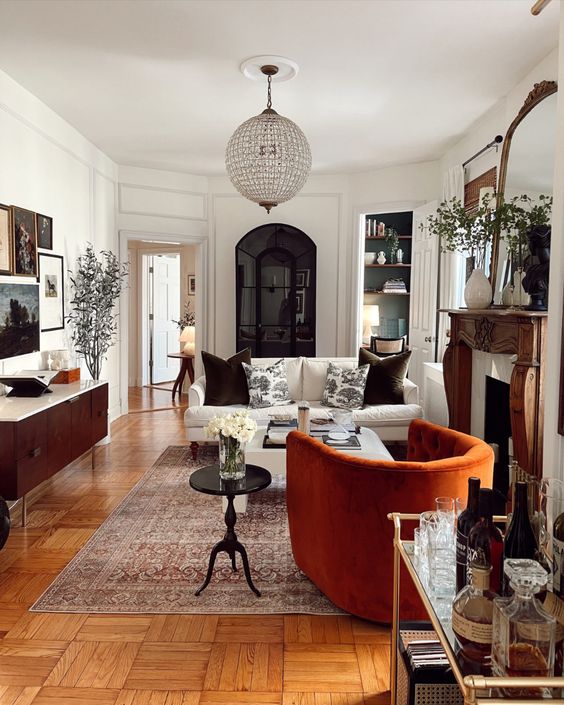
[442,309,547,476]
[0,381,109,525]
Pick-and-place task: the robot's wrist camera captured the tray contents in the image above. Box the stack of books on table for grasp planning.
[382,278,407,293]
[263,419,298,447]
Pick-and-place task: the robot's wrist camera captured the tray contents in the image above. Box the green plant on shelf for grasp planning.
[384,228,399,263]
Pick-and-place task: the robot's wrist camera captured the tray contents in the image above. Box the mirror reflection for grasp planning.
[495,90,557,304]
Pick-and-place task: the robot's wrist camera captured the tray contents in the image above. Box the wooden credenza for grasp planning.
[0,381,109,520]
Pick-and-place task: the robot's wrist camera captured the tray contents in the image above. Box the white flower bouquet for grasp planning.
[205,410,257,480]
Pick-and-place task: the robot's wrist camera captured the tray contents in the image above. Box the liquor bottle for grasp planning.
[504,482,537,562]
[554,510,564,598]
[468,488,504,593]
[456,477,481,592]
[492,559,555,695]
[452,563,498,667]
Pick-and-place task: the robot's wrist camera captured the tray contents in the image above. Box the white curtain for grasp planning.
[437,166,466,358]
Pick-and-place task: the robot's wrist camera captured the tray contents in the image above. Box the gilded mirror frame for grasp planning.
[491,79,558,288]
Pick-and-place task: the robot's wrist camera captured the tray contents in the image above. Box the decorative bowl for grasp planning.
[364,252,376,265]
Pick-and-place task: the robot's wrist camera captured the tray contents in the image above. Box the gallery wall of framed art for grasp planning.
[0,201,62,359]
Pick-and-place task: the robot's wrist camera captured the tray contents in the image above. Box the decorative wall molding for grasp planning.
[118,183,207,221]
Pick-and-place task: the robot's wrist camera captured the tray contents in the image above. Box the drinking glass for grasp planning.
[427,520,456,598]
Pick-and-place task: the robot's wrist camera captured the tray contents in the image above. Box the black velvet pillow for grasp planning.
[202,348,252,406]
[359,347,411,405]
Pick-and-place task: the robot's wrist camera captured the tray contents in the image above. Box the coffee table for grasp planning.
[189,464,271,597]
[247,425,392,475]
[229,426,393,513]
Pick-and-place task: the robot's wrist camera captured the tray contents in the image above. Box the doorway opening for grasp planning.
[125,238,200,413]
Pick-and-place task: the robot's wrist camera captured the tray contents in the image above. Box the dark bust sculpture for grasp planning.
[522,224,551,311]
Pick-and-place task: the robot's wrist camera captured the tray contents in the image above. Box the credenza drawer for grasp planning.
[14,413,47,461]
[16,453,50,496]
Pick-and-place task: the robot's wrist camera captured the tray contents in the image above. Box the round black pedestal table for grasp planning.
[189,464,272,597]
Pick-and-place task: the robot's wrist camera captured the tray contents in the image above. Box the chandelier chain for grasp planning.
[267,74,272,109]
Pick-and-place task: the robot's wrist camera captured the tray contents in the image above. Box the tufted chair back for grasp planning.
[286,419,494,623]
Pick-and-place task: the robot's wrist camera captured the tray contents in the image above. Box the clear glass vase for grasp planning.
[218,434,246,480]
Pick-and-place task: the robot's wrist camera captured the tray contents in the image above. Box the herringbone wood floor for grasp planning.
[0,390,391,705]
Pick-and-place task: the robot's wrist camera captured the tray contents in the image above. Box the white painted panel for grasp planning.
[120,183,206,220]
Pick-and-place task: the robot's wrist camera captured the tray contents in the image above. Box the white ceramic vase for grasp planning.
[464,268,492,309]
[377,251,386,265]
[512,268,530,307]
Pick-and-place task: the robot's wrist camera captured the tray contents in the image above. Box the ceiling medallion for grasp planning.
[225,57,312,214]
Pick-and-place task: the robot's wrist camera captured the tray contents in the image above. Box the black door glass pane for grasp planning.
[236,223,316,357]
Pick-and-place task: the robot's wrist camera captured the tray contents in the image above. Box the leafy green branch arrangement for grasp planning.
[422,195,501,270]
[500,194,552,262]
[67,244,129,381]
[173,300,196,331]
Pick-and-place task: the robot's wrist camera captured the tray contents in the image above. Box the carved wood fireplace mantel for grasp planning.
[442,309,547,477]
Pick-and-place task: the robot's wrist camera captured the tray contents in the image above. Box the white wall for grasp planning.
[209,174,350,358]
[544,14,564,478]
[0,68,121,419]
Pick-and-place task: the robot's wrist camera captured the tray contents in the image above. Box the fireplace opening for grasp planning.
[484,375,511,513]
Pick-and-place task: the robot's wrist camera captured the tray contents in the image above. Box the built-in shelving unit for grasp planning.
[363,210,413,340]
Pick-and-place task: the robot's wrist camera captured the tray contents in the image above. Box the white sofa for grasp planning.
[185,357,423,456]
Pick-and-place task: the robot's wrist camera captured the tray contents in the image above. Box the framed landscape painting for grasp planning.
[0,283,40,359]
[36,213,53,250]
[12,206,38,277]
[39,253,64,331]
[0,204,12,275]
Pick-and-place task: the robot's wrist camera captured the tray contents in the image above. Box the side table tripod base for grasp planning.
[194,490,261,597]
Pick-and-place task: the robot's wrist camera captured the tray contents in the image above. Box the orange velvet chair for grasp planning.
[286,419,494,624]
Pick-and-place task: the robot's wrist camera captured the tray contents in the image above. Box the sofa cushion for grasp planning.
[359,347,412,405]
[302,358,357,401]
[352,403,423,427]
[250,357,303,401]
[202,348,251,406]
[184,402,333,428]
[322,362,369,410]
[242,359,293,408]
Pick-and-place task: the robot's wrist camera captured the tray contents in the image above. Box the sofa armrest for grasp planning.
[403,378,419,405]
[188,376,206,408]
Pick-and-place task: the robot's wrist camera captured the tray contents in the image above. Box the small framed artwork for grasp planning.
[39,253,64,331]
[188,274,196,295]
[12,206,38,277]
[36,214,53,250]
[0,204,12,275]
[296,290,305,316]
[296,269,310,288]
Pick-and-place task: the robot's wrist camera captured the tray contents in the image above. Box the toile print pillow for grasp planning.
[242,359,293,409]
[321,362,370,410]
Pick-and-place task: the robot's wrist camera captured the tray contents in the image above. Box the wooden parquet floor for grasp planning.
[0,393,391,705]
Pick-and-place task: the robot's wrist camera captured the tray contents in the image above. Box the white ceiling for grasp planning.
[0,0,558,175]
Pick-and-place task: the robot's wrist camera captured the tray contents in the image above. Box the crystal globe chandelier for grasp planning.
[225,63,311,214]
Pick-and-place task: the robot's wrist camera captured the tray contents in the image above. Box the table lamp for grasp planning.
[362,305,380,344]
[180,326,195,355]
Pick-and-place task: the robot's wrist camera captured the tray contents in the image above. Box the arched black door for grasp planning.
[236,223,316,357]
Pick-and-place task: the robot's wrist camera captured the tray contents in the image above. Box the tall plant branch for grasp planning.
[67,244,128,381]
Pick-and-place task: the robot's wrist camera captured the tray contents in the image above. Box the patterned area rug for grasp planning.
[31,446,343,615]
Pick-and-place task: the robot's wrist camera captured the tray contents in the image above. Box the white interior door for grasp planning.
[151,254,180,384]
[408,201,438,403]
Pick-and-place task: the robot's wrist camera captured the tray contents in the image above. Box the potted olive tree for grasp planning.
[67,244,128,380]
